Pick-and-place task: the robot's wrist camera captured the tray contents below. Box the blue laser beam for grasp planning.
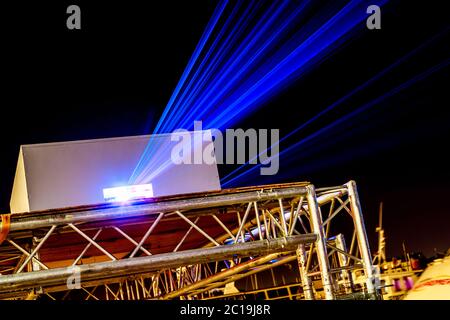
[222,58,450,187]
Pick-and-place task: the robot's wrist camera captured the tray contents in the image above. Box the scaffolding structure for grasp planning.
[0,180,379,300]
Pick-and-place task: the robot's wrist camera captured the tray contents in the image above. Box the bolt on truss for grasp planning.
[0,181,379,300]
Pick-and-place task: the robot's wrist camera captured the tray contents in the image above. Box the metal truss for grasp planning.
[0,181,378,300]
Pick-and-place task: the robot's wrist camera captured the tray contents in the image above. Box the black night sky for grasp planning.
[1,0,449,259]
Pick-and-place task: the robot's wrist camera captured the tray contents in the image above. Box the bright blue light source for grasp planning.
[130,0,392,184]
[103,184,154,203]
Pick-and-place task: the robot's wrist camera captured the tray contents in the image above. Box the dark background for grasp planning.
[1,1,449,258]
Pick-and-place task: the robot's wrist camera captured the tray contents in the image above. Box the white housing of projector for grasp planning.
[10,131,220,213]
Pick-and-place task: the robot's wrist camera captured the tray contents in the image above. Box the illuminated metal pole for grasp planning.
[346,180,377,297]
[296,244,314,300]
[335,234,353,294]
[17,225,56,273]
[306,184,334,300]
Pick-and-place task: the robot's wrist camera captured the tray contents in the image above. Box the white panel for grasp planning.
[11,131,220,212]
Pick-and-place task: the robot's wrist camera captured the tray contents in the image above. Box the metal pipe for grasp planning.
[249,191,345,240]
[278,199,288,236]
[7,187,309,232]
[325,199,335,238]
[288,196,303,235]
[264,210,285,235]
[253,202,263,241]
[346,181,377,296]
[211,215,235,241]
[0,255,21,264]
[323,199,350,227]
[203,207,272,248]
[296,244,314,300]
[261,208,270,239]
[326,244,362,263]
[0,234,316,294]
[164,253,281,299]
[172,253,278,299]
[306,184,334,300]
[233,203,252,244]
